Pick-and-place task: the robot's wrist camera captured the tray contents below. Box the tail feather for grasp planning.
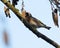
[44,26,51,30]
[36,25,51,30]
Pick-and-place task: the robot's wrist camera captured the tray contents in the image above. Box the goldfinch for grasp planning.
[25,12,51,30]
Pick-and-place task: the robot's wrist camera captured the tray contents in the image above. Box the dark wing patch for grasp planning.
[12,0,19,6]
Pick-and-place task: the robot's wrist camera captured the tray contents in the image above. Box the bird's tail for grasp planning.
[44,26,51,30]
[37,21,51,30]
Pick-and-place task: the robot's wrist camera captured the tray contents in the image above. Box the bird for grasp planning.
[12,0,19,7]
[21,9,51,30]
[52,9,59,27]
[25,12,51,30]
[21,0,51,30]
[3,31,8,45]
[4,6,11,18]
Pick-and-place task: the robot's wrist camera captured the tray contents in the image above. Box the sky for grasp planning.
[0,0,60,48]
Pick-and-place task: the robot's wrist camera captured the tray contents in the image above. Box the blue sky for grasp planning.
[0,0,60,48]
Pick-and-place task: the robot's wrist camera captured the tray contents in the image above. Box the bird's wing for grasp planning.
[28,13,47,27]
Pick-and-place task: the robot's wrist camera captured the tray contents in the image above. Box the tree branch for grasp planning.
[1,0,60,48]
